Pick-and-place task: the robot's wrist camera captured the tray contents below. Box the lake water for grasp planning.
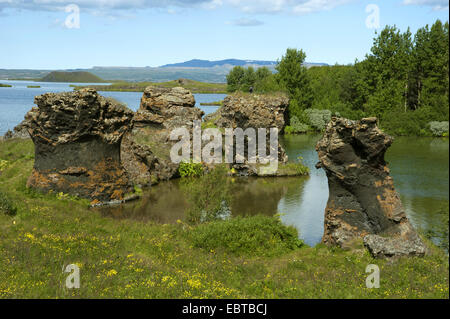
[0,80,226,135]
[98,134,449,247]
[0,80,448,246]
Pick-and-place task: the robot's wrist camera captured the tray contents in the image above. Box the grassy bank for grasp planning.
[73,79,227,94]
[0,138,448,298]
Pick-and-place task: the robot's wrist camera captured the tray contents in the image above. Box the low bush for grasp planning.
[429,121,449,137]
[0,191,17,216]
[178,161,204,178]
[285,116,310,134]
[304,109,332,131]
[189,215,304,256]
[180,164,231,224]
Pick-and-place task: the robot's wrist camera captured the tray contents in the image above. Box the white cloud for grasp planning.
[0,0,213,12]
[0,0,354,14]
[402,0,449,10]
[227,17,264,26]
[293,0,350,14]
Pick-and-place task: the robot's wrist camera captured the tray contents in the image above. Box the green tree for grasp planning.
[226,66,246,92]
[276,48,313,117]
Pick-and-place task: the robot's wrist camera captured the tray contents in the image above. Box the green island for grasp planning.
[0,139,448,298]
[74,78,227,94]
[0,83,12,87]
[26,85,40,88]
[200,101,223,106]
[39,71,106,83]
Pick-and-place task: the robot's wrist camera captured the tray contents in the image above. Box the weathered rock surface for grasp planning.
[316,117,427,258]
[210,93,289,132]
[205,93,290,176]
[26,89,133,202]
[121,86,203,185]
[3,120,31,140]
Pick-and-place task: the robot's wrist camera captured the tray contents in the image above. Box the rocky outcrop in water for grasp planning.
[3,120,31,140]
[207,93,289,132]
[26,89,133,203]
[316,117,427,258]
[204,93,290,176]
[121,86,204,185]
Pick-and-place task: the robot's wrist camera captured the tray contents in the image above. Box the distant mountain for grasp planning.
[160,59,328,69]
[0,60,328,83]
[160,59,277,68]
[40,71,105,83]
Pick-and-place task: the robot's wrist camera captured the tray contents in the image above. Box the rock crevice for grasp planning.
[316,117,427,258]
[121,86,204,185]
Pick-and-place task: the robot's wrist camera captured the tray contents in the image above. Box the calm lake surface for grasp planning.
[0,80,226,135]
[0,80,448,246]
[99,134,449,247]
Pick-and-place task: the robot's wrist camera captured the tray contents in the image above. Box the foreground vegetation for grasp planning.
[0,138,448,298]
[74,78,227,94]
[227,20,449,137]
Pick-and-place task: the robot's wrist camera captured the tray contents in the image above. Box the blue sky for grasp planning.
[0,0,448,69]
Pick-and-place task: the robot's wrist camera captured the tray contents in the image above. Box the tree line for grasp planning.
[226,19,449,136]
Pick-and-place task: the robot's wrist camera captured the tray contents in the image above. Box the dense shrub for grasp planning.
[429,121,449,137]
[178,161,204,178]
[285,116,310,134]
[381,106,443,136]
[180,164,231,224]
[0,191,17,216]
[303,109,332,131]
[189,215,304,256]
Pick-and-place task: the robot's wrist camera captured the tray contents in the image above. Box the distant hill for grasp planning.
[0,60,328,83]
[160,59,328,69]
[160,59,277,68]
[39,71,105,83]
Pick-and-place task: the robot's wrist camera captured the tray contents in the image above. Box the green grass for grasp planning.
[0,83,12,87]
[0,138,448,298]
[73,79,227,94]
[189,216,304,257]
[276,162,310,176]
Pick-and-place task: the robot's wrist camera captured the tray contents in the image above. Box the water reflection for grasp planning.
[98,134,448,247]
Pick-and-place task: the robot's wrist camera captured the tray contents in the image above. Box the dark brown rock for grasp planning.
[213,93,289,132]
[26,89,133,203]
[121,86,203,185]
[207,93,290,176]
[316,117,427,257]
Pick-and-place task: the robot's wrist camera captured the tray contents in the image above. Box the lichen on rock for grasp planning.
[25,89,133,202]
[205,93,291,176]
[121,86,204,185]
[316,117,427,258]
